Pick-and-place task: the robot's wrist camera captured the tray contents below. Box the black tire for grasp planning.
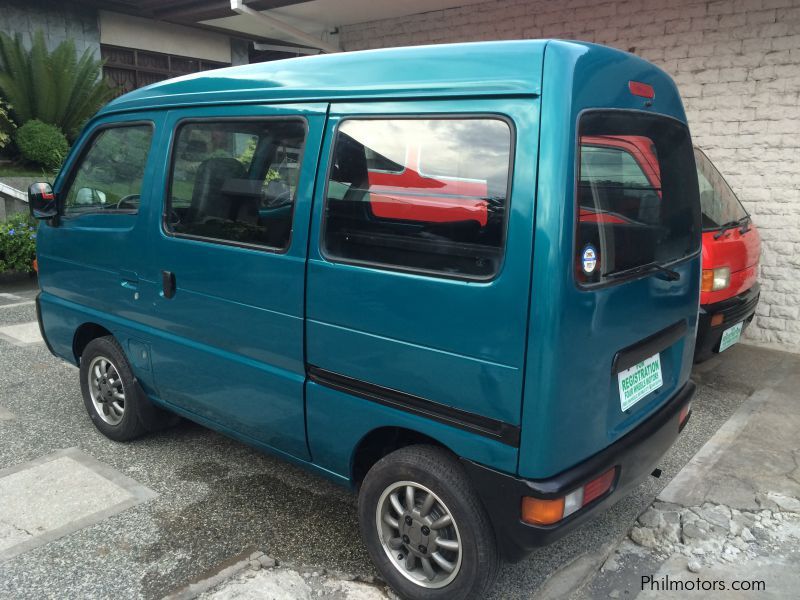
[358,445,500,600]
[79,336,154,441]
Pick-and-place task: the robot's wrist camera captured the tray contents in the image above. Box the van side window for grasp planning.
[167,119,306,250]
[322,118,513,279]
[576,112,700,285]
[63,124,153,215]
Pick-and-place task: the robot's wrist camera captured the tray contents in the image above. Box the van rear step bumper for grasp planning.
[461,380,695,562]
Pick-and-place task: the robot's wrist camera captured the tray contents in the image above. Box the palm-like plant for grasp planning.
[0,30,115,140]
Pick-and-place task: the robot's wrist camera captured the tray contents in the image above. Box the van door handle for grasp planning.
[161,271,176,299]
[120,270,139,291]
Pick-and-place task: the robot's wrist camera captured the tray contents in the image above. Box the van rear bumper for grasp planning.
[461,380,695,561]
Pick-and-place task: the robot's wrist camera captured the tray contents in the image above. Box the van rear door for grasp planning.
[521,103,700,479]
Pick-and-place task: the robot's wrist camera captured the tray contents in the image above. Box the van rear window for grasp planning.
[576,111,700,285]
[322,117,512,280]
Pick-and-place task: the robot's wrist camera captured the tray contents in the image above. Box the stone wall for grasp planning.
[0,0,100,58]
[340,0,800,351]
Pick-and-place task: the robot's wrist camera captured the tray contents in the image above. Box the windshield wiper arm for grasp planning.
[714,216,749,239]
[607,262,681,282]
[738,214,752,234]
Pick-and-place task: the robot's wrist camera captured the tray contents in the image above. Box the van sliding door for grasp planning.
[142,103,327,459]
[304,99,539,470]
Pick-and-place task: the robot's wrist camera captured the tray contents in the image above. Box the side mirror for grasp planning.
[28,182,58,219]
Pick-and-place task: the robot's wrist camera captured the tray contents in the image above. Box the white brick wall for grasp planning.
[340,0,800,352]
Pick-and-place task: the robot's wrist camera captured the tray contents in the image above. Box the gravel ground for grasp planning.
[0,279,773,599]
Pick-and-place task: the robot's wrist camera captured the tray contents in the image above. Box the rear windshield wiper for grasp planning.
[714,215,750,239]
[606,261,681,282]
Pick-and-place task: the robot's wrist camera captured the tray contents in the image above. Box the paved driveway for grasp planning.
[0,279,769,599]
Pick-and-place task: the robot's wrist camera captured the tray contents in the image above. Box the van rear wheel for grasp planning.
[79,336,149,442]
[358,445,499,599]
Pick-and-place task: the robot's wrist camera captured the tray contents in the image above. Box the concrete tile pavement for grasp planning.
[0,448,156,561]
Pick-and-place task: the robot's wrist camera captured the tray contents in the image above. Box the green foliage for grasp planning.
[0,212,37,273]
[238,137,257,166]
[0,100,14,150]
[15,119,68,171]
[0,30,115,140]
[237,139,280,182]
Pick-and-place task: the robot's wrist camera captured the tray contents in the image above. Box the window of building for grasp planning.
[322,117,513,279]
[101,45,229,96]
[166,119,306,251]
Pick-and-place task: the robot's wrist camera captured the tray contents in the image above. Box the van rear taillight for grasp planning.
[628,81,655,99]
[582,468,617,505]
[521,468,617,525]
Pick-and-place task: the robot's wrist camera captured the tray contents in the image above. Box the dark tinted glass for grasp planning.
[576,112,700,285]
[323,118,512,279]
[167,120,306,250]
[694,148,748,230]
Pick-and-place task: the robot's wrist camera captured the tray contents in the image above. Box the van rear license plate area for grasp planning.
[617,354,663,411]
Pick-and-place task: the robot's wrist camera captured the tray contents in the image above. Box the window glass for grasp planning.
[64,125,153,215]
[365,147,404,173]
[167,120,306,250]
[580,145,652,188]
[576,112,700,285]
[694,148,748,230]
[323,118,512,279]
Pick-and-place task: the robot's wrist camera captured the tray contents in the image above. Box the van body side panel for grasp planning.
[133,103,327,460]
[306,383,519,480]
[304,98,539,472]
[519,42,700,479]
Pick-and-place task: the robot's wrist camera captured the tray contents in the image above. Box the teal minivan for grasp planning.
[29,40,700,599]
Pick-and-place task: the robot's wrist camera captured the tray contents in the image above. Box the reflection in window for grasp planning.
[576,113,700,285]
[167,120,306,250]
[64,125,153,215]
[323,118,512,279]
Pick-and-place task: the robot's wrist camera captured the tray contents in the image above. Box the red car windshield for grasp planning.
[694,148,748,230]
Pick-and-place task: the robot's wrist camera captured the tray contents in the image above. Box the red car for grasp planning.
[365,137,760,362]
[365,143,490,226]
[693,148,760,361]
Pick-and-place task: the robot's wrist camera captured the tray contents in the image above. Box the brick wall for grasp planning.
[340,0,800,352]
[0,0,100,59]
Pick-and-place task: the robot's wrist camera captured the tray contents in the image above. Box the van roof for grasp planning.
[99,39,565,115]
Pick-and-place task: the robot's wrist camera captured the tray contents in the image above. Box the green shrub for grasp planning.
[0,212,37,273]
[0,30,115,140]
[15,119,68,171]
[0,100,14,150]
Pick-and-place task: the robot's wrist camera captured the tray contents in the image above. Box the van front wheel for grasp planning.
[358,445,499,600]
[79,336,148,442]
